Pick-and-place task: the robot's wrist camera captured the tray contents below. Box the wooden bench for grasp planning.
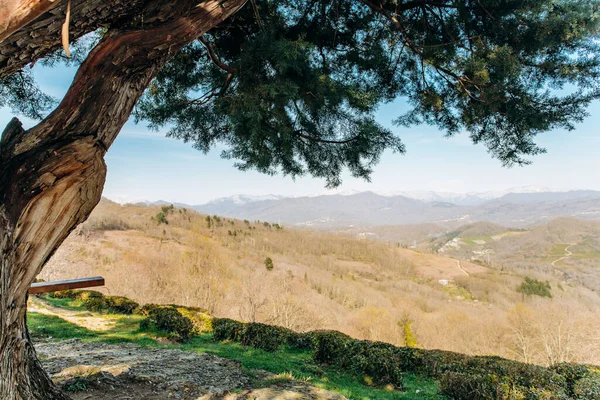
[28,276,105,295]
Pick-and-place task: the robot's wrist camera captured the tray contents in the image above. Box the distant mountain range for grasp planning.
[112,187,600,228]
[319,185,557,205]
[194,189,600,227]
[201,185,573,207]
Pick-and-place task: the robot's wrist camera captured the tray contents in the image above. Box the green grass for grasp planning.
[548,244,571,257]
[40,296,84,311]
[571,251,600,260]
[28,306,442,400]
[28,312,158,346]
[181,335,440,399]
[543,243,600,264]
[460,236,492,246]
[441,284,473,301]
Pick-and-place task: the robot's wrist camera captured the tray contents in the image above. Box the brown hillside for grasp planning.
[41,199,600,366]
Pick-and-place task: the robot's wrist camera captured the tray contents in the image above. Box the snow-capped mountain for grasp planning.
[106,187,600,228]
[206,194,287,206]
[191,188,600,227]
[305,186,560,205]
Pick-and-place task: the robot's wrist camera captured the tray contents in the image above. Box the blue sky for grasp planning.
[1,63,599,205]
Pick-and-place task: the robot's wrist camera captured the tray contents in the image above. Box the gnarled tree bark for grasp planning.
[0,0,247,398]
[0,0,62,43]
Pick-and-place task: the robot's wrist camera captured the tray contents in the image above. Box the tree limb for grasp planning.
[0,0,62,43]
[294,130,360,144]
[0,0,148,80]
[199,35,237,74]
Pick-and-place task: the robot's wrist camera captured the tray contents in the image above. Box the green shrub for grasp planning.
[551,363,592,396]
[136,304,595,397]
[82,296,106,312]
[517,277,552,298]
[139,304,600,397]
[61,291,138,315]
[161,204,174,214]
[176,307,212,334]
[212,318,244,342]
[153,211,168,225]
[104,296,139,314]
[213,319,299,352]
[137,304,211,334]
[69,290,106,312]
[140,307,194,342]
[124,300,600,400]
[230,323,570,396]
[287,332,315,350]
[240,323,292,352]
[409,348,468,377]
[48,290,76,299]
[264,257,274,271]
[426,353,568,399]
[312,330,354,365]
[440,371,566,400]
[573,373,600,399]
[439,372,498,400]
[312,331,404,387]
[347,341,405,388]
[48,289,102,300]
[137,303,161,316]
[74,290,104,301]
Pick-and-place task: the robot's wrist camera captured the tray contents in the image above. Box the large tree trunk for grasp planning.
[0,0,246,398]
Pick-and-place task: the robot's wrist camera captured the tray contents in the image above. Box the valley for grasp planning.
[41,199,600,368]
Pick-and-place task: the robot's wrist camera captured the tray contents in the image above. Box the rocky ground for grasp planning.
[36,339,346,399]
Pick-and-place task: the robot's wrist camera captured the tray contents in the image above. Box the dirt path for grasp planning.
[454,259,469,276]
[551,244,575,267]
[35,340,346,400]
[28,297,121,331]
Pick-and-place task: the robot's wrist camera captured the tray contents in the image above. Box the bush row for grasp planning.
[211,319,403,388]
[212,318,600,399]
[43,291,600,399]
[47,290,139,314]
[212,318,310,352]
[45,291,211,343]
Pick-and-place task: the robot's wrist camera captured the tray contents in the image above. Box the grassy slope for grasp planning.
[28,298,442,400]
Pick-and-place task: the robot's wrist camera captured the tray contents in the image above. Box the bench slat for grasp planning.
[28,277,105,294]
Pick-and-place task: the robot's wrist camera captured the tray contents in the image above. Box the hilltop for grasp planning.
[420,218,600,293]
[41,199,600,367]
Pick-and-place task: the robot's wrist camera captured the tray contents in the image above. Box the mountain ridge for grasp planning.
[106,188,600,228]
[189,189,600,227]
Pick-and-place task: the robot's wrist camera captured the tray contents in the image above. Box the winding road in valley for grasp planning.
[552,244,575,267]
